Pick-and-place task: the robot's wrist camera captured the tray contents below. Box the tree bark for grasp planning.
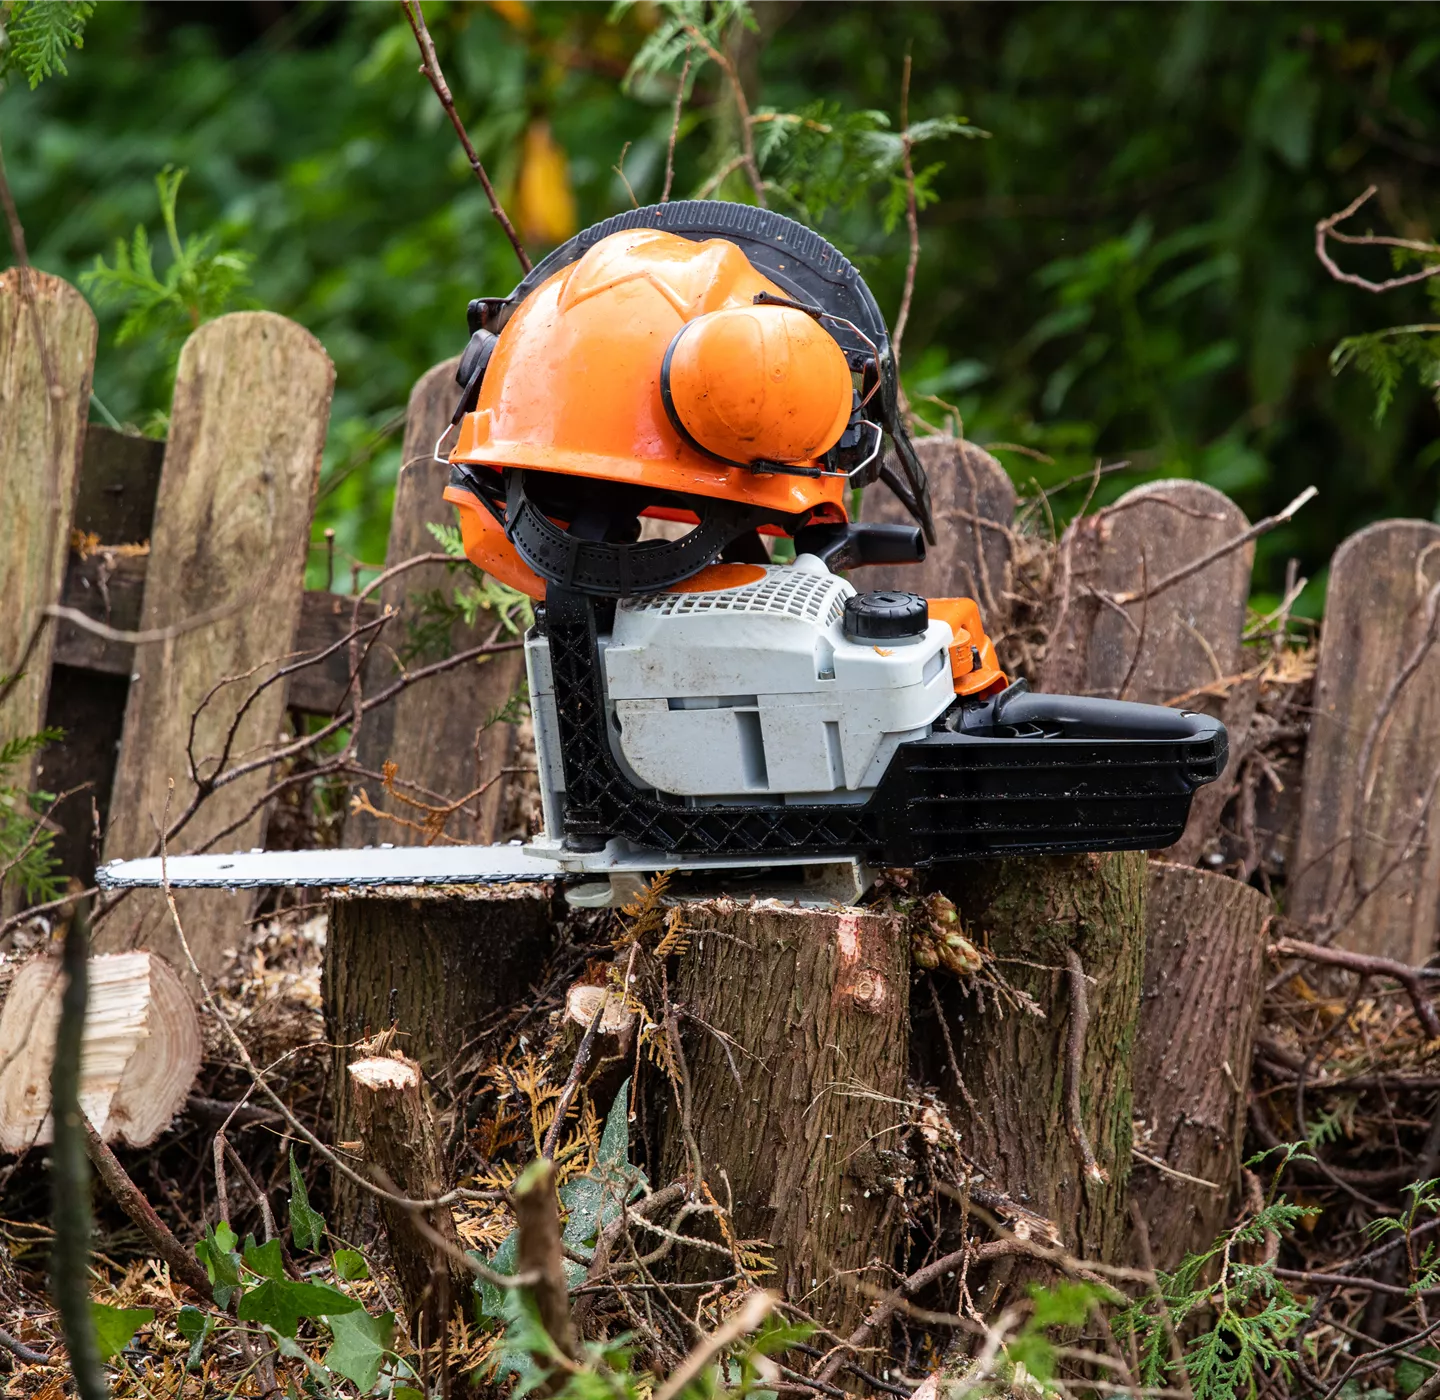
[656,900,908,1329]
[323,884,556,1236]
[1131,863,1272,1270]
[348,1053,471,1350]
[926,852,1147,1273]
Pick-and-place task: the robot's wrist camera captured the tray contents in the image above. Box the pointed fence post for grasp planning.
[1290,520,1440,962]
[348,358,527,849]
[96,313,334,981]
[0,270,96,915]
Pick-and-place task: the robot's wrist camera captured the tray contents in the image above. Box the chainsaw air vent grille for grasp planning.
[624,569,848,626]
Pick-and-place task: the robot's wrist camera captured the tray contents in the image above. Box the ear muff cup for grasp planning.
[660,305,854,467]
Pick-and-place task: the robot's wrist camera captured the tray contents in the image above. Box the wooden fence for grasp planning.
[5,267,1440,982]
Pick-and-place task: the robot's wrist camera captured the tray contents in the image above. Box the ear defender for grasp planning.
[660,304,854,468]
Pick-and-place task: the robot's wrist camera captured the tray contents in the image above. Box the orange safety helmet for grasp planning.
[442,202,934,600]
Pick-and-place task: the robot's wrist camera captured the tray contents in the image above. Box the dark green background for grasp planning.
[5,2,1438,613]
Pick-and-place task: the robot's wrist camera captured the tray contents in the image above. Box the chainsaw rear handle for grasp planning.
[957,679,1226,745]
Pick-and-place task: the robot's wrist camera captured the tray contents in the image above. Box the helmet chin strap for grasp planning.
[501,470,774,599]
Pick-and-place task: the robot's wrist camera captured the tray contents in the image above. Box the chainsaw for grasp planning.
[99,203,1226,906]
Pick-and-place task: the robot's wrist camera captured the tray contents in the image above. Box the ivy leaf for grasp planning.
[195,1222,242,1309]
[237,1279,361,1339]
[90,1302,153,1361]
[333,1248,369,1281]
[176,1306,215,1371]
[288,1150,326,1254]
[325,1309,396,1391]
[243,1235,285,1282]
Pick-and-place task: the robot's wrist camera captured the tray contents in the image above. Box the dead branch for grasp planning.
[654,1289,774,1400]
[513,1158,582,1381]
[661,50,692,202]
[891,49,920,375]
[48,896,106,1400]
[1111,485,1317,606]
[400,0,531,273]
[540,997,606,1160]
[82,1115,214,1297]
[1064,948,1106,1184]
[1316,186,1440,294]
[683,25,766,206]
[1271,935,1440,1039]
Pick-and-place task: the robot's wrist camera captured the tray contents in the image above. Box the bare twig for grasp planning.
[49,897,107,1400]
[400,0,531,273]
[1111,486,1317,606]
[1064,948,1106,1185]
[661,50,692,202]
[683,25,765,206]
[654,1289,775,1400]
[891,49,920,375]
[1271,934,1440,1038]
[1316,186,1440,294]
[513,1159,582,1384]
[0,1326,51,1365]
[82,1115,214,1297]
[540,998,606,1160]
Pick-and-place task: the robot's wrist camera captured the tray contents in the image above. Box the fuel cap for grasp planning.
[843,590,929,643]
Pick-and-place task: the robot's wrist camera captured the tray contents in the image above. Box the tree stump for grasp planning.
[348,1053,472,1350]
[926,852,1147,1273]
[323,884,557,1234]
[656,899,909,1328]
[1130,863,1271,1270]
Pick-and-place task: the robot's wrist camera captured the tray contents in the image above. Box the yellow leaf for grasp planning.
[488,0,532,31]
[517,119,577,248]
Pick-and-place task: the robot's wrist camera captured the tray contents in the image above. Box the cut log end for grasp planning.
[348,1056,422,1094]
[0,950,201,1153]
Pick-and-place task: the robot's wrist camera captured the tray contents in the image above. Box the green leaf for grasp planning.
[237,1278,361,1339]
[1397,1347,1440,1397]
[196,1222,242,1309]
[393,1390,425,1400]
[176,1306,215,1371]
[90,1302,153,1361]
[288,1150,326,1253]
[325,1309,396,1391]
[333,1248,369,1281]
[243,1235,286,1282]
[5,0,97,88]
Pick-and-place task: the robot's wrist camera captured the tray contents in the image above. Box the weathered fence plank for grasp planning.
[860,436,1014,617]
[0,270,96,820]
[97,313,334,979]
[1042,479,1252,704]
[348,358,525,847]
[1042,479,1255,863]
[1131,863,1271,1269]
[1291,520,1440,962]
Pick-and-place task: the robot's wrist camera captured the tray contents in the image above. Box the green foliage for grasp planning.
[287,1148,327,1254]
[333,1247,369,1282]
[1116,1160,1314,1400]
[479,1079,646,1323]
[175,1304,214,1372]
[0,727,63,904]
[402,521,535,665]
[1333,324,1440,425]
[1005,1282,1106,1385]
[324,1307,396,1391]
[9,4,1440,598]
[1,0,93,88]
[620,0,756,98]
[89,1301,152,1361]
[79,165,254,372]
[1397,1346,1440,1396]
[194,1220,242,1309]
[237,1275,361,1339]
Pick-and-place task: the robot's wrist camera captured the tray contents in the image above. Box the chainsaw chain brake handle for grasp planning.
[451,200,934,544]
